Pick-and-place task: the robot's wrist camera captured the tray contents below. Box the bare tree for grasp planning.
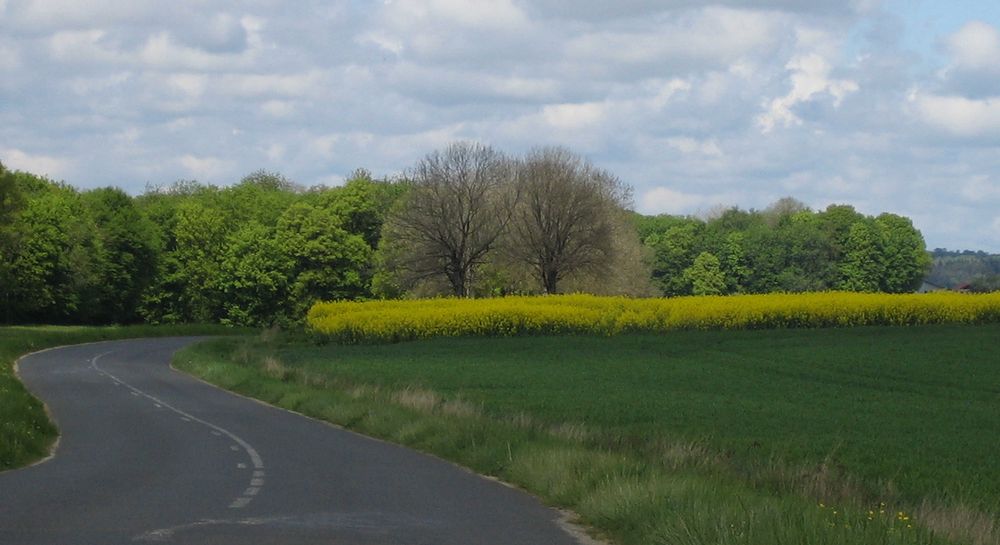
[386,142,518,297]
[507,147,631,294]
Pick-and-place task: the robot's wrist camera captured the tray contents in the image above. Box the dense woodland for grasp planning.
[0,144,940,326]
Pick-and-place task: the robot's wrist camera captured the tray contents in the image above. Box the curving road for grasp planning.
[0,338,587,545]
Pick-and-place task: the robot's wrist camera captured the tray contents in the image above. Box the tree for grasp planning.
[384,142,518,297]
[719,231,750,293]
[838,220,885,292]
[82,187,160,323]
[223,170,299,227]
[683,252,727,295]
[0,162,24,226]
[0,163,24,322]
[216,222,292,327]
[875,213,931,293]
[277,201,371,318]
[1,177,103,323]
[646,220,703,296]
[506,147,631,294]
[312,170,408,249]
[169,196,231,322]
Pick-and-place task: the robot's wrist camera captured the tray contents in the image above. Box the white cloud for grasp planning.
[173,13,248,53]
[6,0,157,29]
[216,71,324,98]
[648,78,692,109]
[639,186,744,215]
[46,27,257,72]
[260,100,295,118]
[565,7,780,69]
[758,53,859,132]
[910,92,1000,137]
[48,29,121,64]
[663,137,723,157]
[138,32,251,71]
[541,102,606,131]
[165,73,207,97]
[946,21,1000,71]
[488,102,611,152]
[67,72,130,95]
[369,0,533,62]
[264,143,285,161]
[383,0,529,31]
[0,148,72,178]
[0,41,18,70]
[527,0,868,21]
[384,63,560,104]
[178,154,234,181]
[358,30,404,56]
[959,175,1000,203]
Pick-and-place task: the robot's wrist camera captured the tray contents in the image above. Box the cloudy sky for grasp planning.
[2,0,999,251]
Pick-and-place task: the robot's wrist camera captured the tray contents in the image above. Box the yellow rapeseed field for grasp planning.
[307,292,1000,343]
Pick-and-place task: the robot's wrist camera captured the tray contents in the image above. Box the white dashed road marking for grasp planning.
[90,351,266,510]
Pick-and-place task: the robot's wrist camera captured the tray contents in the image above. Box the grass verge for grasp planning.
[0,324,251,471]
[175,324,1000,545]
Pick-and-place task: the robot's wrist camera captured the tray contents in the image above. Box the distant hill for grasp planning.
[926,249,1000,291]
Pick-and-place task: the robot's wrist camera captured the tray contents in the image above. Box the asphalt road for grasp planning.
[0,338,587,545]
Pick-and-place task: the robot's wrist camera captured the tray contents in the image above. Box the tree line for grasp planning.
[926,249,1000,292]
[636,197,932,296]
[0,143,934,326]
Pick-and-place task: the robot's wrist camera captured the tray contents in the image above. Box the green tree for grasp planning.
[0,162,24,226]
[170,196,231,322]
[314,170,408,249]
[223,170,299,227]
[838,220,885,292]
[875,213,931,293]
[0,163,24,322]
[82,187,160,323]
[1,176,103,322]
[645,220,703,296]
[719,231,750,293]
[683,252,726,296]
[277,202,371,318]
[740,225,783,293]
[818,204,866,263]
[216,222,292,326]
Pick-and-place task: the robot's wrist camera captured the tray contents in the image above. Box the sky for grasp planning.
[1,1,999,252]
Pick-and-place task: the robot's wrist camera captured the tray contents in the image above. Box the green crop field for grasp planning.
[178,323,1000,545]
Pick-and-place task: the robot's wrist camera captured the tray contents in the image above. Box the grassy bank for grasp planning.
[0,324,250,471]
[176,324,1000,545]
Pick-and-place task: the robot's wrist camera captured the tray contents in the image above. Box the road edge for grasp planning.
[4,340,121,475]
[169,341,610,545]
